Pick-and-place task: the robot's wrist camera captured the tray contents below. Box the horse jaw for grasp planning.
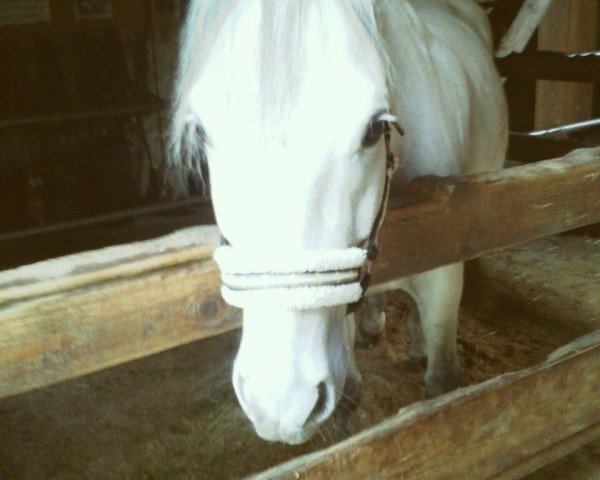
[232,306,353,444]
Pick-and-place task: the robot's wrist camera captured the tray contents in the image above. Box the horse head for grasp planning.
[173,1,393,444]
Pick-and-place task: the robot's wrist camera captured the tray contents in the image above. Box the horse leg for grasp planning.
[358,292,387,344]
[405,297,427,371]
[408,263,467,397]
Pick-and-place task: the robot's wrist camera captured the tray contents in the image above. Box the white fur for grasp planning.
[172,0,508,444]
[214,246,366,274]
[221,283,363,310]
[214,246,367,311]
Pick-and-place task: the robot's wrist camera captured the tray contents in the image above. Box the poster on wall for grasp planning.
[0,0,51,26]
[72,0,113,19]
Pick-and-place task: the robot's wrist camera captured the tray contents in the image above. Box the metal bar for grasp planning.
[0,101,165,129]
[512,117,600,137]
[0,196,212,243]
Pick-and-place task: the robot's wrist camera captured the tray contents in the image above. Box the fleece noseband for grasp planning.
[214,119,401,312]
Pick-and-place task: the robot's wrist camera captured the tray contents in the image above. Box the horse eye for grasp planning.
[361,118,385,149]
[195,124,206,141]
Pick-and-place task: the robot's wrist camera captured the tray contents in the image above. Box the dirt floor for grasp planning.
[0,234,599,479]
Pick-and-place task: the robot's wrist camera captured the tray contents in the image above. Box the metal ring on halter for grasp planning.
[214,117,403,311]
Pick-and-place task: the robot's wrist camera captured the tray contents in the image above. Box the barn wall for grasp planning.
[47,0,183,162]
[0,1,183,232]
[536,0,599,128]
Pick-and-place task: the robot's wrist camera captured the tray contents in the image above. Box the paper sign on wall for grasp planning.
[72,0,113,19]
[0,0,51,26]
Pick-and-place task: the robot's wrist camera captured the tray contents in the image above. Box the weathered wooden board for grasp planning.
[0,226,240,399]
[1,148,599,399]
[249,333,600,480]
[373,147,600,285]
[535,0,599,128]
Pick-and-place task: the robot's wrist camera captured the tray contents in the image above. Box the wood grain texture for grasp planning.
[0,226,241,399]
[535,0,599,128]
[1,149,599,399]
[372,147,600,286]
[249,334,600,480]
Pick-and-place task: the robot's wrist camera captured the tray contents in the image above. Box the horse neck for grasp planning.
[380,0,507,178]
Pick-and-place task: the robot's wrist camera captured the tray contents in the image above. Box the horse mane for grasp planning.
[169,0,390,179]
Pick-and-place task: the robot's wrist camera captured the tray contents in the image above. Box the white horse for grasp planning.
[171,0,507,445]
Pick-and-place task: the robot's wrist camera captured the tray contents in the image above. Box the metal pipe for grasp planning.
[512,118,600,138]
[0,196,212,243]
[566,51,600,59]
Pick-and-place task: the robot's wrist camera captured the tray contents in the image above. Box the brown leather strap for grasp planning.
[347,121,400,314]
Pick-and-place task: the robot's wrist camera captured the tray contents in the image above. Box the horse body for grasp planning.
[172,0,507,444]
[383,0,507,182]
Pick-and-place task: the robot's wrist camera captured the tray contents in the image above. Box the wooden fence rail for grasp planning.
[250,332,600,480]
[0,148,599,400]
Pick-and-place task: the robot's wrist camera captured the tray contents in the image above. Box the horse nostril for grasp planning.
[305,381,330,426]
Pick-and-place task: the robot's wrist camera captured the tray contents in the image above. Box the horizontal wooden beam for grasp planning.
[372,147,600,285]
[0,148,598,399]
[0,226,239,399]
[250,333,600,480]
[0,196,212,244]
[0,100,165,129]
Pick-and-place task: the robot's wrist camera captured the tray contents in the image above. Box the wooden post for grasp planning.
[535,0,599,128]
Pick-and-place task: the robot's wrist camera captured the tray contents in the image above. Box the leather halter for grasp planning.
[347,119,401,313]
[215,118,402,312]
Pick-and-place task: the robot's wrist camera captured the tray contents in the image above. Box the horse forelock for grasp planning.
[259,0,391,122]
[170,0,390,176]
